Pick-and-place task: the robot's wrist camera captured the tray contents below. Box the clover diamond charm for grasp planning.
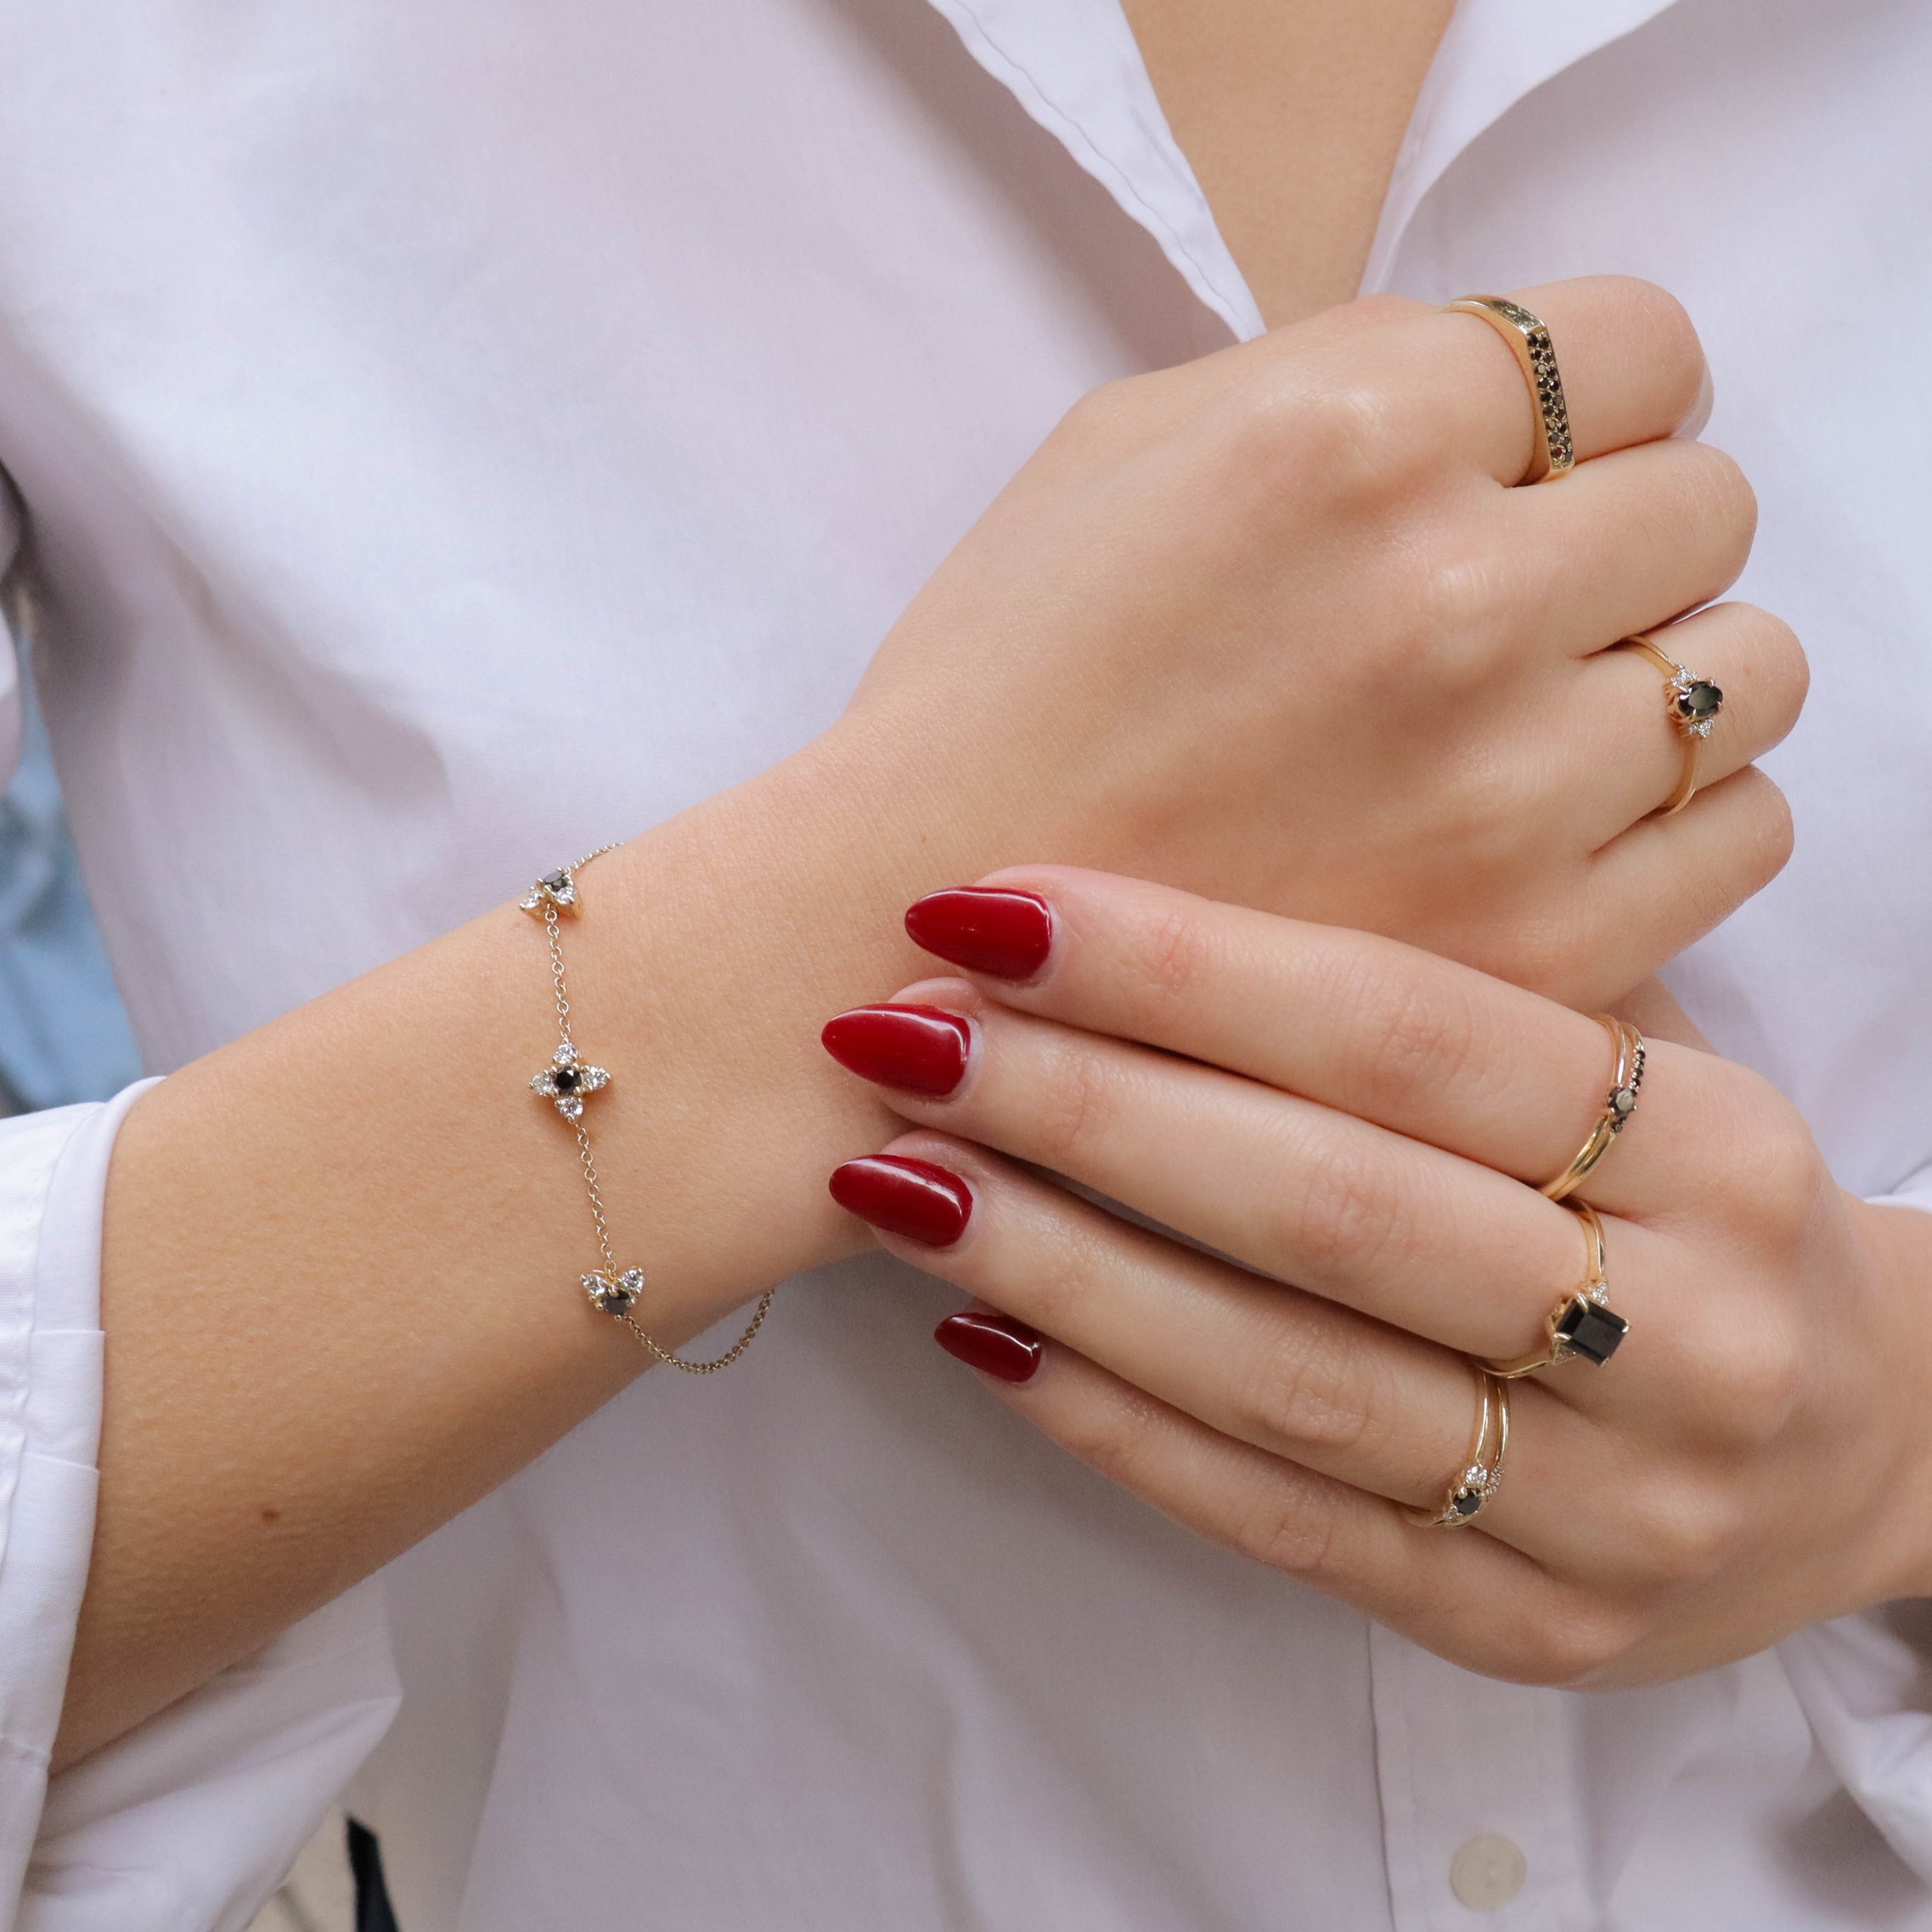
[583,1268,646,1316]
[530,1040,609,1119]
[520,866,582,920]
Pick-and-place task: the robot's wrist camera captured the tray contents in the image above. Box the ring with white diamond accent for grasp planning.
[1540,1015,1646,1202]
[1616,633,1725,816]
[1440,295,1576,483]
[1485,1202,1630,1376]
[1407,1367,1511,1528]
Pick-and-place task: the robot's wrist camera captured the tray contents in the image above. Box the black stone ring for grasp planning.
[1618,634,1725,818]
[1486,1202,1630,1377]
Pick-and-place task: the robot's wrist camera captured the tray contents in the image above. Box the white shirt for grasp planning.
[2,1,1930,1926]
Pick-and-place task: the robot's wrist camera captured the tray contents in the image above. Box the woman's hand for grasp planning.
[831,276,1802,1011]
[820,869,1932,1684]
[70,275,1795,1760]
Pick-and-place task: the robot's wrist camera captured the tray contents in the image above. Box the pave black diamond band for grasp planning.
[1441,294,1577,485]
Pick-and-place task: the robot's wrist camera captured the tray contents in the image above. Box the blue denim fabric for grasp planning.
[0,674,142,1110]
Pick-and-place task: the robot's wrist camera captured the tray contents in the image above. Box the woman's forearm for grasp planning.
[65,733,945,1766]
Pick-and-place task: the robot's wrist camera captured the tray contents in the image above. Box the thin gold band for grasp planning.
[1440,295,1576,484]
[1540,1016,1646,1202]
[1408,1367,1511,1528]
[1486,1202,1630,1376]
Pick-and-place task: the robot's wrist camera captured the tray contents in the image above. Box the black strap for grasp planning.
[346,1817,401,1932]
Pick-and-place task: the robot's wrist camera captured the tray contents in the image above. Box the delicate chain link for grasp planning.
[528,844,776,1375]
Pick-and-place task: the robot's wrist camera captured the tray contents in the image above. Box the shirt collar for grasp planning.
[1362,0,1685,292]
[926,0,1686,336]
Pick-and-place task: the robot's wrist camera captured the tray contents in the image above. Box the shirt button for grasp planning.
[1449,1835,1528,1911]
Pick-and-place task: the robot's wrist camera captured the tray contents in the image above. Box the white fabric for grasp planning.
[0,0,1927,1925]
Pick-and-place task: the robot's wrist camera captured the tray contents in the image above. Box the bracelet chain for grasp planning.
[526,846,776,1375]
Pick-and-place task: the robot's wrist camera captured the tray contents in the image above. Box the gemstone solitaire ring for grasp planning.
[1617,633,1726,816]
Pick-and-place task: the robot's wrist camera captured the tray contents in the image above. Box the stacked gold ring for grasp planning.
[1441,295,1576,484]
[1409,1367,1511,1528]
[1486,1201,1630,1376]
[1541,1016,1645,1201]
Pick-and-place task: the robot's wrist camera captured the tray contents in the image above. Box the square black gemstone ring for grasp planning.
[1554,1296,1630,1366]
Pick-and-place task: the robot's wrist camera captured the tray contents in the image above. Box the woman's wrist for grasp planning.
[70,725,965,1765]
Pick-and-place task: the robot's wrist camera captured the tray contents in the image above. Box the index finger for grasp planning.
[902,867,1747,1218]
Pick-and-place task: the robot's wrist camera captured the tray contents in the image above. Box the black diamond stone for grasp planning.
[1672,680,1723,723]
[540,868,572,894]
[1555,1297,1629,1365]
[591,1282,633,1313]
[1451,1487,1484,1518]
[553,1066,581,1094]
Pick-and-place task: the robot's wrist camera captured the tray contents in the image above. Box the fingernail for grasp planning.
[821,1005,971,1097]
[829,1155,973,1247]
[934,1310,1042,1384]
[905,888,1054,982]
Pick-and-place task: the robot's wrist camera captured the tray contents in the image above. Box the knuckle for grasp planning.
[1230,1474,1340,1579]
[1231,1321,1382,1459]
[1516,1596,1643,1686]
[1700,1297,1805,1444]
[1276,1130,1407,1283]
[1222,370,1409,511]
[1675,770,1794,943]
[1023,1035,1118,1173]
[1061,1381,1165,1488]
[1595,275,1708,427]
[1624,1480,1745,1587]
[1056,373,1144,447]
[1681,442,1759,564]
[1735,770,1797,889]
[1121,902,1218,1027]
[1398,541,1513,686]
[1732,605,1811,741]
[1341,960,1485,1120]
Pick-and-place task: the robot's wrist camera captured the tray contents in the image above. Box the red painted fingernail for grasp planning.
[830,1155,973,1247]
[934,1310,1042,1384]
[821,1005,972,1096]
[905,888,1054,982]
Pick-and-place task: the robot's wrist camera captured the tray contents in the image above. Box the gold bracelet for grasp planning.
[521,851,776,1374]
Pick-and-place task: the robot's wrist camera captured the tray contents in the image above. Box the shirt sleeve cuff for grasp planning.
[1775,1159,1932,1882]
[0,1084,154,1919]
[0,1080,399,1931]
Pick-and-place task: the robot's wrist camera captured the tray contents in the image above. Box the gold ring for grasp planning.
[1440,295,1575,483]
[1408,1366,1511,1528]
[1616,634,1725,816]
[1540,1015,1646,1201]
[1486,1202,1630,1376]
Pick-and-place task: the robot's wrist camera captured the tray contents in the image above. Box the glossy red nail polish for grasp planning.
[830,1156,973,1247]
[934,1310,1043,1384]
[905,888,1054,982]
[821,1005,971,1096]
